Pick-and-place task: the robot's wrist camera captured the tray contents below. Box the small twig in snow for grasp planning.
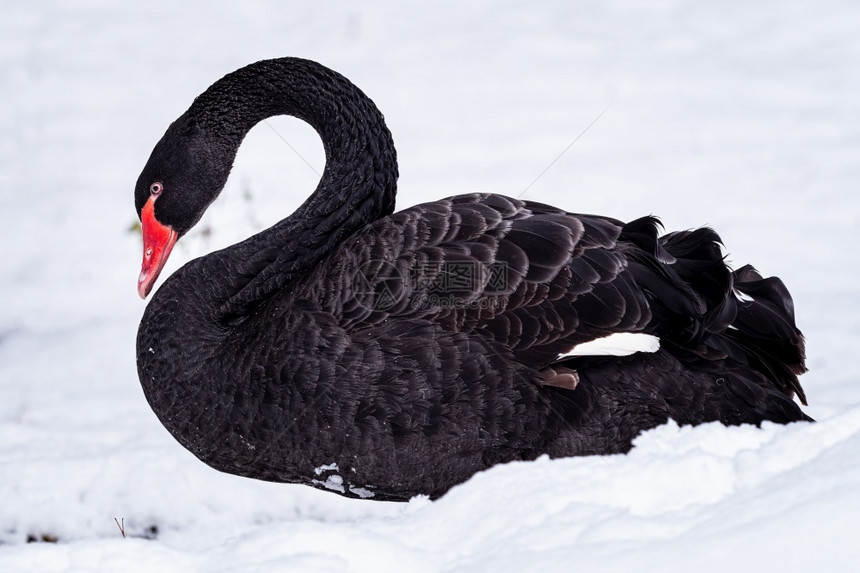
[114,517,126,539]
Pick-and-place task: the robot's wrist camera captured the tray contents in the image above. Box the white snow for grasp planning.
[349,486,375,500]
[2,1,860,571]
[314,463,340,476]
[312,475,346,495]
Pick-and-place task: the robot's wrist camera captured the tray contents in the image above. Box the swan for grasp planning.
[135,57,809,500]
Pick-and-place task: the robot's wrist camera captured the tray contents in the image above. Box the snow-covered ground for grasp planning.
[2,1,859,571]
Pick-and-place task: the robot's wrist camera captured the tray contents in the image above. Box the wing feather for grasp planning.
[310,194,661,371]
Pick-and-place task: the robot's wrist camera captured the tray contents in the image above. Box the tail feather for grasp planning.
[660,229,737,334]
[620,219,736,344]
[619,219,808,407]
[541,225,811,451]
[727,265,807,404]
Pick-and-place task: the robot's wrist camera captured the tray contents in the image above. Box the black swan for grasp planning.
[135,57,809,501]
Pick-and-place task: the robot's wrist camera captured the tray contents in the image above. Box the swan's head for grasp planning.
[134,115,233,299]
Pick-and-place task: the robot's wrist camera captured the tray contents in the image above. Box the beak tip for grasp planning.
[138,271,149,299]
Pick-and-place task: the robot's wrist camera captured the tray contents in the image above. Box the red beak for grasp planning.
[138,196,178,299]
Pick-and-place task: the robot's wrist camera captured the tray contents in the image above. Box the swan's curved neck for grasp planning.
[190,58,398,316]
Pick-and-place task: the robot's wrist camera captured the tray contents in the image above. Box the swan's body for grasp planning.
[136,58,809,501]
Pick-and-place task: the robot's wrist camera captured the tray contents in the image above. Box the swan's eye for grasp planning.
[150,182,163,196]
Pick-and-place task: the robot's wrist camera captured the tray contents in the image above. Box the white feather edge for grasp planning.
[555,333,660,359]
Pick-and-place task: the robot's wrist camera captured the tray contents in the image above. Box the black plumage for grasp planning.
[135,57,809,501]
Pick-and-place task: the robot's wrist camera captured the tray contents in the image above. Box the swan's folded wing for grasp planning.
[324,193,653,369]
